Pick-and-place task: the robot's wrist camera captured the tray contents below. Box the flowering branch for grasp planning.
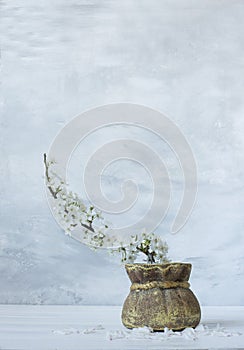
[43,153,170,264]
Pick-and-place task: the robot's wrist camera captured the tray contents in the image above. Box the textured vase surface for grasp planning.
[121,262,201,331]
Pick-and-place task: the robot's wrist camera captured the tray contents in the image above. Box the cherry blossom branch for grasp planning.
[43,153,170,264]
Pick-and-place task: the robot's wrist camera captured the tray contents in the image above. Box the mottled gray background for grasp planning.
[0,0,244,305]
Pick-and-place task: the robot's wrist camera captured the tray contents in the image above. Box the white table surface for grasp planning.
[0,305,243,349]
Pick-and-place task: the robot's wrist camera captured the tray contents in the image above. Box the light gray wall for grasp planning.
[1,0,244,305]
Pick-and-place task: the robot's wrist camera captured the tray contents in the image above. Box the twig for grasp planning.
[44,153,60,199]
[81,223,95,233]
[136,245,156,263]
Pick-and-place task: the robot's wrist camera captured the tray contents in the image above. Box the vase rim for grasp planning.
[125,262,191,268]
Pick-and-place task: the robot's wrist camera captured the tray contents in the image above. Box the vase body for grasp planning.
[121,262,201,331]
